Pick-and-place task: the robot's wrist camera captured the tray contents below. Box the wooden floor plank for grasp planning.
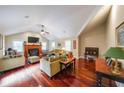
[0,59,116,87]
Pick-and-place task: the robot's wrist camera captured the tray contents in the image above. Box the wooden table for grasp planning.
[96,58,124,87]
[60,58,76,71]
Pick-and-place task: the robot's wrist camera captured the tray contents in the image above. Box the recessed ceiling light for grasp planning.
[24,16,29,19]
[63,30,66,33]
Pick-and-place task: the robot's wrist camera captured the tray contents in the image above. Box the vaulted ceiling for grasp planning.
[0,5,103,40]
[80,6,111,34]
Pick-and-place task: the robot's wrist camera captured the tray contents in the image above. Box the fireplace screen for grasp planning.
[28,48,39,56]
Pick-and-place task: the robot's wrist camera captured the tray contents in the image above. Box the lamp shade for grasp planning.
[104,47,124,59]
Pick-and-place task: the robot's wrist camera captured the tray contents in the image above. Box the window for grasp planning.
[42,42,47,50]
[13,41,23,52]
[51,41,55,50]
[65,40,71,51]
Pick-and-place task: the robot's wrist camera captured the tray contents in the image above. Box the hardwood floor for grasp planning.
[0,59,116,87]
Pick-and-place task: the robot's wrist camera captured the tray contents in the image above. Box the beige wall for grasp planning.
[106,6,124,65]
[79,24,107,57]
[5,31,49,50]
[0,33,5,58]
[106,6,124,48]
[106,5,124,86]
[78,5,124,68]
[78,6,124,86]
[106,5,124,65]
[106,6,116,48]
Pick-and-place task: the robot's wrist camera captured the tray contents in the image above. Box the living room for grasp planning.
[0,4,124,88]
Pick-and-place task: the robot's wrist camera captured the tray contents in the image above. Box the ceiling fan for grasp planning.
[40,25,49,35]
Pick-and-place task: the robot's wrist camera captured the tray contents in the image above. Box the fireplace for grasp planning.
[24,43,42,62]
[28,48,39,56]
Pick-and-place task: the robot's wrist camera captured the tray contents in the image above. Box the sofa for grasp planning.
[40,49,75,78]
[40,57,62,78]
[0,56,25,72]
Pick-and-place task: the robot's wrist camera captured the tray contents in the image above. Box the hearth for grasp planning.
[28,48,39,56]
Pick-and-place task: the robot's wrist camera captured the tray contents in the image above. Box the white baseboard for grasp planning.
[79,56,84,59]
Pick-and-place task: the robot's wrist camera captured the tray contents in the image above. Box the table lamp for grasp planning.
[104,47,124,75]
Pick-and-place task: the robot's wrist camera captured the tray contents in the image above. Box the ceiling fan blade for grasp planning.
[45,32,49,34]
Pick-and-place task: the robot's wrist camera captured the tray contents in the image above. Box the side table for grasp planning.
[60,58,76,71]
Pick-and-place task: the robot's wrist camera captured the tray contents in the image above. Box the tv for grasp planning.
[28,37,39,43]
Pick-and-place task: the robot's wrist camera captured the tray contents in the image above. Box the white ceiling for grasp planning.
[0,5,102,40]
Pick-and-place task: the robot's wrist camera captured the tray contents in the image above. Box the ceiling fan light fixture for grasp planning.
[40,24,50,35]
[41,29,44,32]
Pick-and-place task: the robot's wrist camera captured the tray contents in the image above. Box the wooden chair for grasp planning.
[84,47,99,61]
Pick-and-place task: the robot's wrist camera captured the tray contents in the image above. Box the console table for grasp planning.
[96,58,124,87]
[0,56,25,73]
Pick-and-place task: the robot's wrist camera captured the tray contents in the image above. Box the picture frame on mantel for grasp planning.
[0,34,3,50]
[116,21,124,47]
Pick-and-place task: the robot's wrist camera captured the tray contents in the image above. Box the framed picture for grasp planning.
[73,40,76,49]
[58,43,61,47]
[116,21,124,47]
[0,34,3,50]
